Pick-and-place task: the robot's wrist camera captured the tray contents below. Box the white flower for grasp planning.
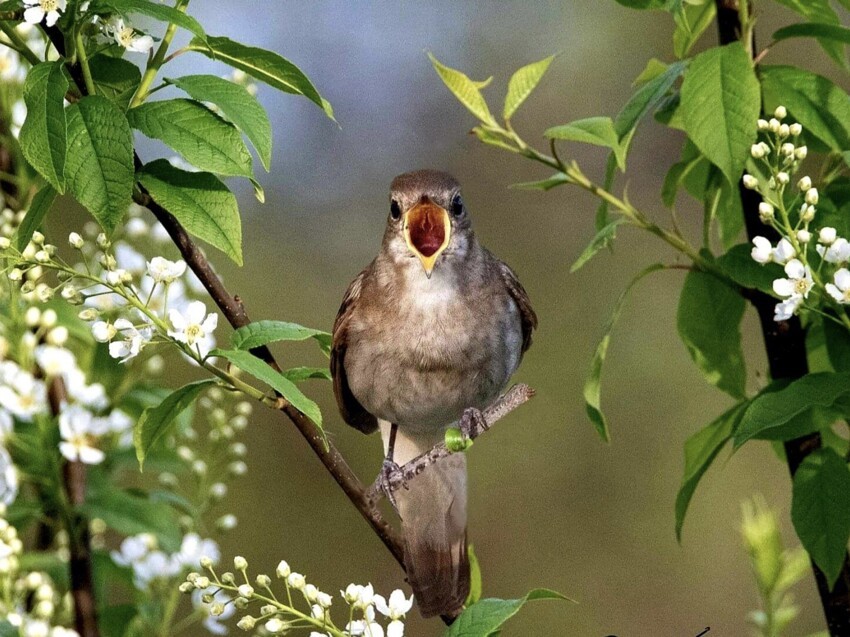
[177,534,220,569]
[0,411,11,443]
[106,17,154,53]
[68,232,84,249]
[346,608,384,637]
[751,236,772,264]
[0,369,47,421]
[774,296,802,322]
[0,48,22,82]
[797,230,811,244]
[147,256,187,284]
[111,533,156,567]
[819,227,837,245]
[0,446,18,506]
[59,404,104,464]
[124,217,149,238]
[34,345,76,377]
[64,368,108,411]
[286,572,306,590]
[773,259,813,300]
[826,269,850,305]
[805,188,819,205]
[387,621,405,637]
[800,203,815,222]
[374,590,414,620]
[192,588,234,635]
[108,319,152,362]
[817,238,850,264]
[133,550,181,589]
[355,583,375,610]
[264,618,286,635]
[168,301,218,349]
[773,238,796,265]
[114,243,147,274]
[92,321,116,343]
[23,0,66,27]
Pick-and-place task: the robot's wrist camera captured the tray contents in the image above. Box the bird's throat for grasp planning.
[404,202,451,275]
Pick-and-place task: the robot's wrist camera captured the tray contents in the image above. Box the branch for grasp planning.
[368,385,535,501]
[714,2,850,634]
[47,378,100,637]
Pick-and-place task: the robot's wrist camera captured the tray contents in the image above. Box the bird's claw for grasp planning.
[378,458,407,510]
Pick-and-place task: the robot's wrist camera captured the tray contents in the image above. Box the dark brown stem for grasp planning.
[715,2,850,634]
[47,379,100,637]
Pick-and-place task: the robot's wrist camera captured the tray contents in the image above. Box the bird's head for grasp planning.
[382,169,473,278]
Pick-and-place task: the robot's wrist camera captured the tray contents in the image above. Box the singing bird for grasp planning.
[331,170,536,618]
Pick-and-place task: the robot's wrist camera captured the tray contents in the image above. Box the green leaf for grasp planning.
[503,55,554,120]
[166,74,273,171]
[212,348,323,430]
[89,55,142,111]
[774,22,850,46]
[672,0,716,59]
[128,98,253,178]
[509,173,569,191]
[137,159,243,265]
[677,270,746,398]
[230,319,331,352]
[675,402,748,541]
[81,487,182,552]
[679,42,760,185]
[585,264,666,441]
[444,589,571,637]
[761,66,850,153]
[792,448,850,588]
[19,61,67,193]
[89,0,206,41]
[471,126,517,152]
[428,52,496,126]
[614,0,673,8]
[465,544,482,606]
[571,218,626,273]
[545,117,626,169]
[186,35,332,119]
[823,319,850,372]
[632,58,669,86]
[282,367,331,382]
[715,243,781,294]
[734,373,850,447]
[771,0,847,69]
[65,95,135,233]
[133,379,215,470]
[615,60,686,142]
[13,185,57,251]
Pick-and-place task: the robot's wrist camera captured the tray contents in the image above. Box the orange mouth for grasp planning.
[403,201,451,276]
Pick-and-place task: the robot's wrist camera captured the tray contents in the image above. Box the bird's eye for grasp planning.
[451,194,464,217]
[390,200,401,220]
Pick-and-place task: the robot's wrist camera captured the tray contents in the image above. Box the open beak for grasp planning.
[403,200,451,278]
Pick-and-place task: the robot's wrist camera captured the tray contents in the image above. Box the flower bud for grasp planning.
[9,269,22,281]
[233,556,248,570]
[768,118,780,133]
[31,231,44,245]
[47,327,68,347]
[265,619,285,635]
[228,461,247,476]
[41,309,57,327]
[209,602,225,617]
[780,143,795,156]
[776,171,790,185]
[34,250,50,263]
[750,144,766,159]
[304,583,318,602]
[819,227,837,245]
[797,176,812,191]
[276,560,291,578]
[68,232,84,249]
[742,174,758,190]
[287,572,306,590]
[209,482,227,500]
[789,122,802,136]
[78,308,98,321]
[256,574,271,587]
[774,105,787,120]
[237,616,256,631]
[0,237,9,250]
[221,572,236,585]
[178,582,194,593]
[794,145,807,160]
[194,576,210,589]
[237,584,254,598]
[317,591,333,608]
[96,233,109,249]
[805,188,819,205]
[25,307,41,326]
[757,118,769,130]
[758,202,774,221]
[800,204,815,222]
[778,123,790,138]
[797,230,811,243]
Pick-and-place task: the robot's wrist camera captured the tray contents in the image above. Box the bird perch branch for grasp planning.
[367,384,535,501]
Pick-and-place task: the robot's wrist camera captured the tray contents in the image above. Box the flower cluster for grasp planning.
[746,106,850,326]
[180,556,414,637]
[112,532,220,590]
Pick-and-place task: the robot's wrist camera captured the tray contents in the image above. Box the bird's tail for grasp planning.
[380,422,470,618]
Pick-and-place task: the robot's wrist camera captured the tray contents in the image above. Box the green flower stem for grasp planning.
[129,0,190,108]
[74,29,96,96]
[0,22,40,66]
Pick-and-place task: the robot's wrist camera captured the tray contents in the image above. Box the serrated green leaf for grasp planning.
[734,373,850,447]
[444,589,572,637]
[89,0,206,40]
[19,62,67,193]
[679,42,760,185]
[137,159,243,265]
[134,379,215,470]
[282,366,331,382]
[503,55,554,120]
[428,52,496,126]
[715,243,781,294]
[89,54,141,111]
[65,95,134,233]
[675,401,748,541]
[14,185,56,251]
[128,98,253,178]
[231,319,331,352]
[212,348,323,430]
[545,116,626,169]
[509,173,569,191]
[167,74,273,171]
[186,35,332,119]
[774,22,850,46]
[571,218,625,273]
[792,448,850,588]
[771,0,847,69]
[672,0,716,59]
[823,319,850,372]
[761,66,850,153]
[677,270,746,398]
[585,264,666,441]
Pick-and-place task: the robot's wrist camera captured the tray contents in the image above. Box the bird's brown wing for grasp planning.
[331,267,379,434]
[499,261,538,353]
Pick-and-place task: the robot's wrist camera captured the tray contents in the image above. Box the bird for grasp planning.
[331,169,536,618]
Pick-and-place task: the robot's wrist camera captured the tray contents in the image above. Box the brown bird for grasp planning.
[331,169,536,618]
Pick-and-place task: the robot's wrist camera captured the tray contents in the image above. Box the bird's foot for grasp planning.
[376,458,407,511]
[459,406,488,438]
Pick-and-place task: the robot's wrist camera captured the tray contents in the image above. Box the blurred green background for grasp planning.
[60,1,847,634]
